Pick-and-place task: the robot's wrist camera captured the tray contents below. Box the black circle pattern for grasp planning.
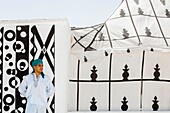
[4,105,10,111]
[4,87,8,91]
[9,77,16,88]
[4,30,15,41]
[3,94,14,105]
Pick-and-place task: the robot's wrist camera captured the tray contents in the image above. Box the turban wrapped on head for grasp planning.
[31,59,43,67]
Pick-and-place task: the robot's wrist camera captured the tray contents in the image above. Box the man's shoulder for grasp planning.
[44,75,52,80]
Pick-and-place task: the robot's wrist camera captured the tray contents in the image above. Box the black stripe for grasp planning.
[86,25,104,49]
[140,51,145,111]
[125,0,142,44]
[71,24,103,31]
[148,0,169,46]
[108,53,112,111]
[109,14,169,21]
[15,25,29,112]
[77,60,80,111]
[105,24,113,48]
[72,36,86,49]
[45,25,55,48]
[0,27,4,112]
[31,25,44,48]
[53,26,55,85]
[71,25,102,48]
[45,53,54,74]
[94,35,170,41]
[70,79,170,83]
[51,25,55,113]
[50,42,55,58]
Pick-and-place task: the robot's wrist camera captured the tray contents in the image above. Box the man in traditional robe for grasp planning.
[19,59,55,113]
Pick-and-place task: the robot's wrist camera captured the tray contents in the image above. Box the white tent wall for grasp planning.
[69,0,170,112]
[68,110,170,113]
[0,19,70,113]
[68,50,170,112]
[104,0,170,48]
[71,0,170,54]
[55,19,71,113]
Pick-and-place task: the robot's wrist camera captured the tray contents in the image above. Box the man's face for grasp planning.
[33,64,43,74]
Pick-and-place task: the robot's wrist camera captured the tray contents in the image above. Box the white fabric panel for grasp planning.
[152,0,169,17]
[80,56,109,80]
[79,83,108,111]
[68,83,77,111]
[159,18,170,39]
[106,18,140,47]
[111,52,143,80]
[69,54,79,80]
[128,0,154,15]
[111,52,143,111]
[111,82,141,111]
[143,82,170,111]
[68,55,79,111]
[68,55,110,111]
[143,51,170,111]
[132,15,166,47]
[144,51,170,79]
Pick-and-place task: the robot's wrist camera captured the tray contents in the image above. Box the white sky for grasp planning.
[0,0,122,27]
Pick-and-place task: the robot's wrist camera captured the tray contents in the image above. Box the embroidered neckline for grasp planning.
[32,73,41,87]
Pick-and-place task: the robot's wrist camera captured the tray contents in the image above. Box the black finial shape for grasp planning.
[90,65,98,81]
[90,97,97,111]
[153,64,160,80]
[122,64,129,80]
[121,96,128,111]
[152,96,159,111]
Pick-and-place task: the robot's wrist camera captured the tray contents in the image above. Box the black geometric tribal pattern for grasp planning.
[0,27,4,113]
[0,23,55,113]
[30,25,55,113]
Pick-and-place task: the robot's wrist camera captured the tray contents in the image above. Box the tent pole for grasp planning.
[86,25,104,49]
[76,60,80,111]
[148,0,169,47]
[108,53,113,111]
[125,0,142,45]
[105,23,113,48]
[140,51,145,111]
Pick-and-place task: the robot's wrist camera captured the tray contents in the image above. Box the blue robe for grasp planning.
[18,73,55,113]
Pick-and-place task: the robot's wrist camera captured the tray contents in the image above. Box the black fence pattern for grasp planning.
[69,51,170,111]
